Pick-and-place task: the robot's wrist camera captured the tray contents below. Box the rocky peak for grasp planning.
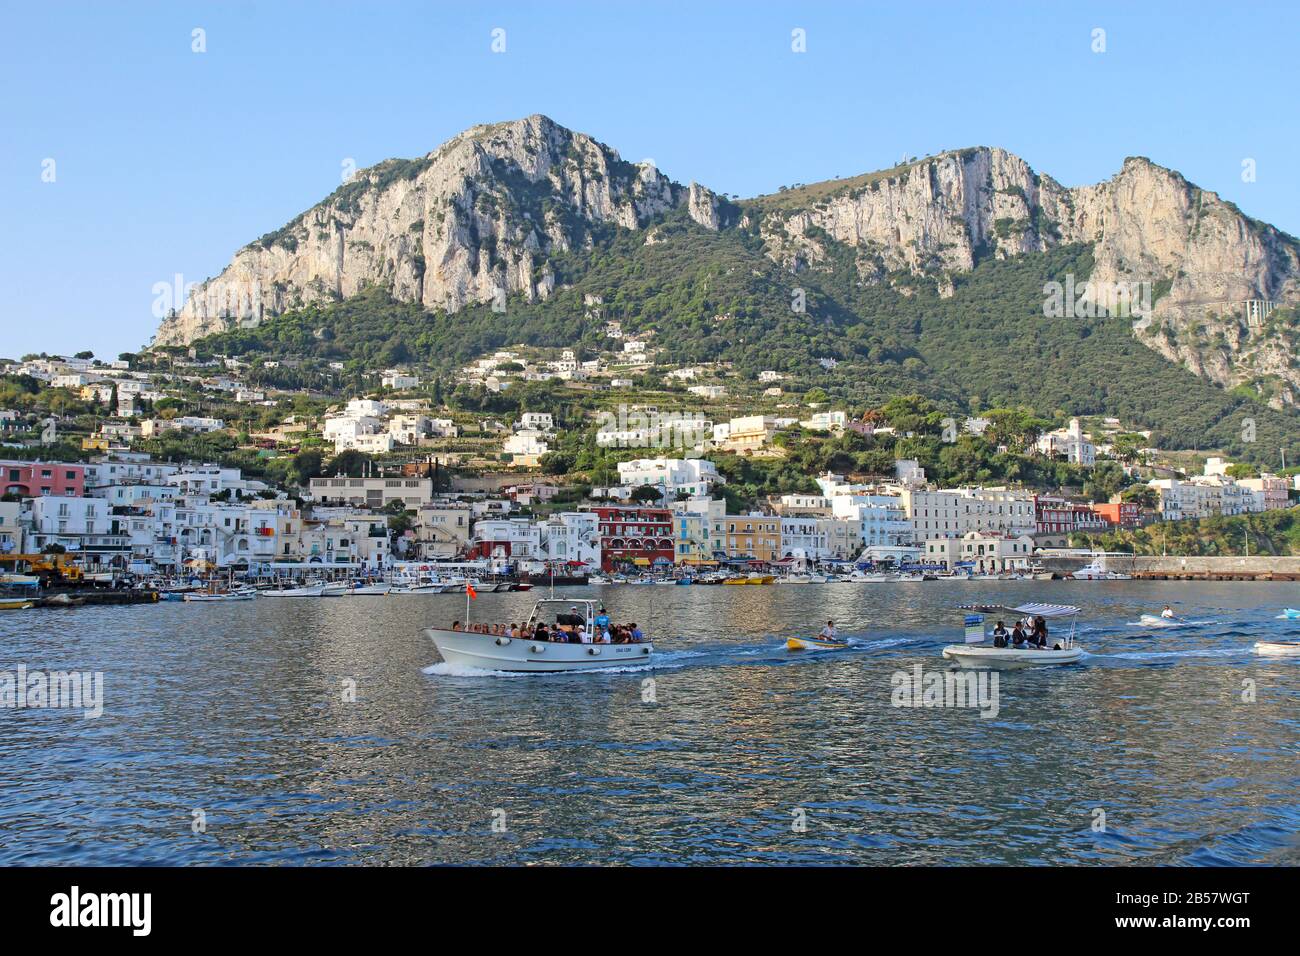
[154,115,722,346]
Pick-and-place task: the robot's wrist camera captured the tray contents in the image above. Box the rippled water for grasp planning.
[1,581,1297,865]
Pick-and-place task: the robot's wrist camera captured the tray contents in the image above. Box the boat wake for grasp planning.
[1128,616,1217,629]
[1094,647,1247,662]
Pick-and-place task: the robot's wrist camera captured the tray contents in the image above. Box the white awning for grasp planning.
[958,602,1079,617]
[1011,603,1079,617]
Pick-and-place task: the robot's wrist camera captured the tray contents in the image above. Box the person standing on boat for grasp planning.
[595,606,610,631]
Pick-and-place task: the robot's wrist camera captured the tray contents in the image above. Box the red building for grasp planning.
[1,461,85,498]
[1034,495,1109,535]
[1089,501,1142,529]
[587,506,674,572]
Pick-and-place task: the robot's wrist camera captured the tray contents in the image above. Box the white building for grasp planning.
[615,458,723,501]
[502,432,549,466]
[923,532,1036,573]
[517,412,555,433]
[381,369,420,390]
[1036,417,1096,467]
[800,410,848,432]
[900,487,1037,539]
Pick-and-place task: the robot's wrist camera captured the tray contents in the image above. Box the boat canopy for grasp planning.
[958,602,1080,618]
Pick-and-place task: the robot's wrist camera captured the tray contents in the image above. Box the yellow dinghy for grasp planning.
[786,636,851,651]
[0,599,35,611]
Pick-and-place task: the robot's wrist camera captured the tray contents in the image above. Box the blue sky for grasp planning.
[2,0,1298,359]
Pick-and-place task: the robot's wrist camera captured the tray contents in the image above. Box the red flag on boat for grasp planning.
[466,582,477,600]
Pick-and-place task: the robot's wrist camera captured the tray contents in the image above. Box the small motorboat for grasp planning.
[1138,613,1186,628]
[425,598,653,673]
[943,602,1085,669]
[1254,641,1300,657]
[0,599,34,611]
[184,591,255,602]
[1277,608,1300,620]
[786,635,851,651]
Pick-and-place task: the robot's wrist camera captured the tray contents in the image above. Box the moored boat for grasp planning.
[349,583,393,595]
[1254,641,1300,657]
[258,584,326,598]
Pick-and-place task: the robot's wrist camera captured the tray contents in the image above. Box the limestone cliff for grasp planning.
[751,149,1300,404]
[155,120,1299,405]
[155,114,729,345]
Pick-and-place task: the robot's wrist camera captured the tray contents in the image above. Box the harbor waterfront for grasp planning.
[1,581,1296,866]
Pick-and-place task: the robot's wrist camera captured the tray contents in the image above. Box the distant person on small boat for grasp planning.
[992,621,1009,648]
[820,620,840,643]
[1161,605,1176,619]
[595,607,610,630]
[451,621,462,631]
[535,623,549,642]
[631,623,643,643]
[1010,622,1027,647]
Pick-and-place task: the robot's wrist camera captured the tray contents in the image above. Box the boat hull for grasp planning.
[942,643,1084,669]
[1139,614,1184,628]
[786,636,850,651]
[258,586,326,598]
[426,628,655,672]
[1254,641,1300,657]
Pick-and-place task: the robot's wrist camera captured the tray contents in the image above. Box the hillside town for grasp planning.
[2,353,1297,586]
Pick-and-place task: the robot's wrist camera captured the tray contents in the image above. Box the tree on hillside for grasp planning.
[325,449,374,478]
[630,484,662,505]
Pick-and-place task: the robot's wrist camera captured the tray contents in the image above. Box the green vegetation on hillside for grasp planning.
[1073,506,1300,556]
[190,208,1299,466]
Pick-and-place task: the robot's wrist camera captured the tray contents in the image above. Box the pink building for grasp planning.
[1,461,86,498]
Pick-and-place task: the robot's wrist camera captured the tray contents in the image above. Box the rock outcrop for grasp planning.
[155,115,721,345]
[155,119,1300,403]
[752,148,1300,401]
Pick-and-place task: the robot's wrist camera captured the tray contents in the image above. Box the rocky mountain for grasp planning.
[750,149,1300,405]
[156,115,1300,406]
[156,114,731,345]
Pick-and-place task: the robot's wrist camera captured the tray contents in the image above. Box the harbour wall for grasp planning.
[1104,555,1300,581]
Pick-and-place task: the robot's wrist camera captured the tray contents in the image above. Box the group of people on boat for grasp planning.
[990,615,1060,650]
[450,606,645,645]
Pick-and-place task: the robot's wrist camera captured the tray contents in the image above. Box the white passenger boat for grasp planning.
[848,570,888,583]
[425,598,654,673]
[942,602,1085,668]
[349,583,393,596]
[1072,558,1130,580]
[1254,641,1300,657]
[258,584,326,598]
[184,591,255,602]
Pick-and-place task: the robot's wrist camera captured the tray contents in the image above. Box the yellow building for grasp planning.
[719,514,782,562]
